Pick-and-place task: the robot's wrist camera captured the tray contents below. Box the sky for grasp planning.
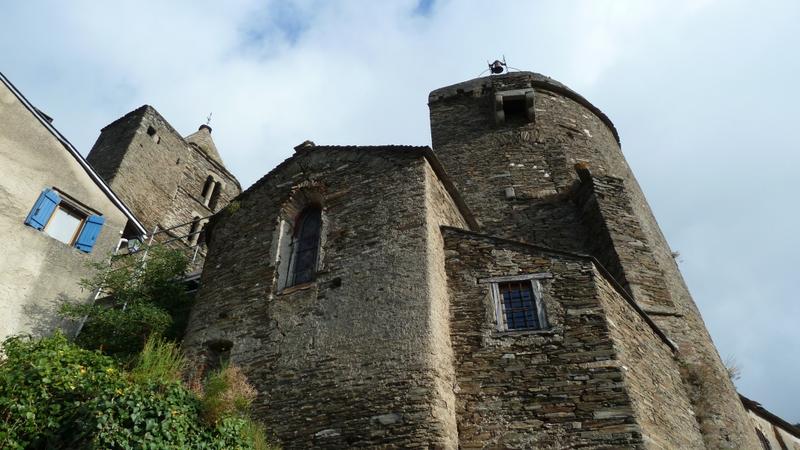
[2,0,799,423]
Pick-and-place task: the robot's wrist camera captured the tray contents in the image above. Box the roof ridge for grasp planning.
[238,144,432,196]
[99,104,151,132]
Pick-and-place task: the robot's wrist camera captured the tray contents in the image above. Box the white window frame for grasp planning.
[480,273,551,332]
[43,189,96,246]
[44,202,87,245]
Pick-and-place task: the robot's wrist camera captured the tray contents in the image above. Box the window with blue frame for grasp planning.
[24,188,105,253]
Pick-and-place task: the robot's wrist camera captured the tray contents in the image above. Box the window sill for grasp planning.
[493,327,560,337]
[180,187,214,212]
[277,281,316,296]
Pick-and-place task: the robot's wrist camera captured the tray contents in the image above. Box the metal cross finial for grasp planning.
[205,113,213,126]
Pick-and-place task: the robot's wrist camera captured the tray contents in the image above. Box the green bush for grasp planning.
[62,301,173,361]
[11,246,275,448]
[0,333,271,449]
[0,332,122,448]
[59,245,192,361]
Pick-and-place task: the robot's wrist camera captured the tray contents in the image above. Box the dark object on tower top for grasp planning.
[489,59,506,74]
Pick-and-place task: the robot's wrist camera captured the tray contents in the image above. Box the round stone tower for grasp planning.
[428,71,759,449]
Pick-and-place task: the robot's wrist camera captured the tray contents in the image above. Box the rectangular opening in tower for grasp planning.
[503,96,529,124]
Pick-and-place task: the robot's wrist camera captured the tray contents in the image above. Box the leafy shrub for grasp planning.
[59,246,191,360]
[62,301,172,361]
[0,333,272,449]
[0,332,123,448]
[11,245,275,448]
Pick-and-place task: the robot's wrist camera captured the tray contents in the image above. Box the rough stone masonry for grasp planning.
[181,71,761,449]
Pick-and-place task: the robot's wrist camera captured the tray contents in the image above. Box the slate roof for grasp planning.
[740,394,800,439]
[185,125,226,167]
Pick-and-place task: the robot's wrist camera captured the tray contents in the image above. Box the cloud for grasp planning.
[2,0,799,422]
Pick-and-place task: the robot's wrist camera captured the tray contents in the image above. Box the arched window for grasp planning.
[289,206,321,286]
[208,182,222,210]
[187,216,202,245]
[201,176,215,203]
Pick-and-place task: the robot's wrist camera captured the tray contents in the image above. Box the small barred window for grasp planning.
[482,274,549,332]
[498,281,541,330]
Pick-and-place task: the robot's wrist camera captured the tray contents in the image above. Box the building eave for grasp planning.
[740,394,800,439]
[0,71,148,237]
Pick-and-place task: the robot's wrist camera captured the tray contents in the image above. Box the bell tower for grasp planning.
[87,105,241,270]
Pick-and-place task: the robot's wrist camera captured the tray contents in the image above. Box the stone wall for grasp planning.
[87,106,240,271]
[423,160,470,446]
[593,267,703,449]
[87,106,188,233]
[429,72,759,449]
[183,147,469,448]
[443,229,643,449]
[574,169,673,311]
[162,139,240,272]
[442,228,705,449]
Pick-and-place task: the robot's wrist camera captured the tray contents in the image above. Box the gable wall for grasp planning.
[0,81,129,340]
[184,149,466,448]
[442,230,643,449]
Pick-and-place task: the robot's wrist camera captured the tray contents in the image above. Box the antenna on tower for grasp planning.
[205,113,213,127]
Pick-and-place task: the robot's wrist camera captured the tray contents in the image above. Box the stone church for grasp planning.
[174,70,793,449]
[3,68,798,448]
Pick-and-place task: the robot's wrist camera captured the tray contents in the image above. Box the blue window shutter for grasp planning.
[75,215,105,253]
[24,188,60,230]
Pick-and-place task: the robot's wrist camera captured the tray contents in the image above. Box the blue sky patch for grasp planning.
[413,0,435,16]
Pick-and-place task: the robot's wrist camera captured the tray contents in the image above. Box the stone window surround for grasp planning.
[187,212,208,246]
[272,187,328,294]
[180,185,215,213]
[200,173,225,208]
[479,273,551,332]
[494,88,535,125]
